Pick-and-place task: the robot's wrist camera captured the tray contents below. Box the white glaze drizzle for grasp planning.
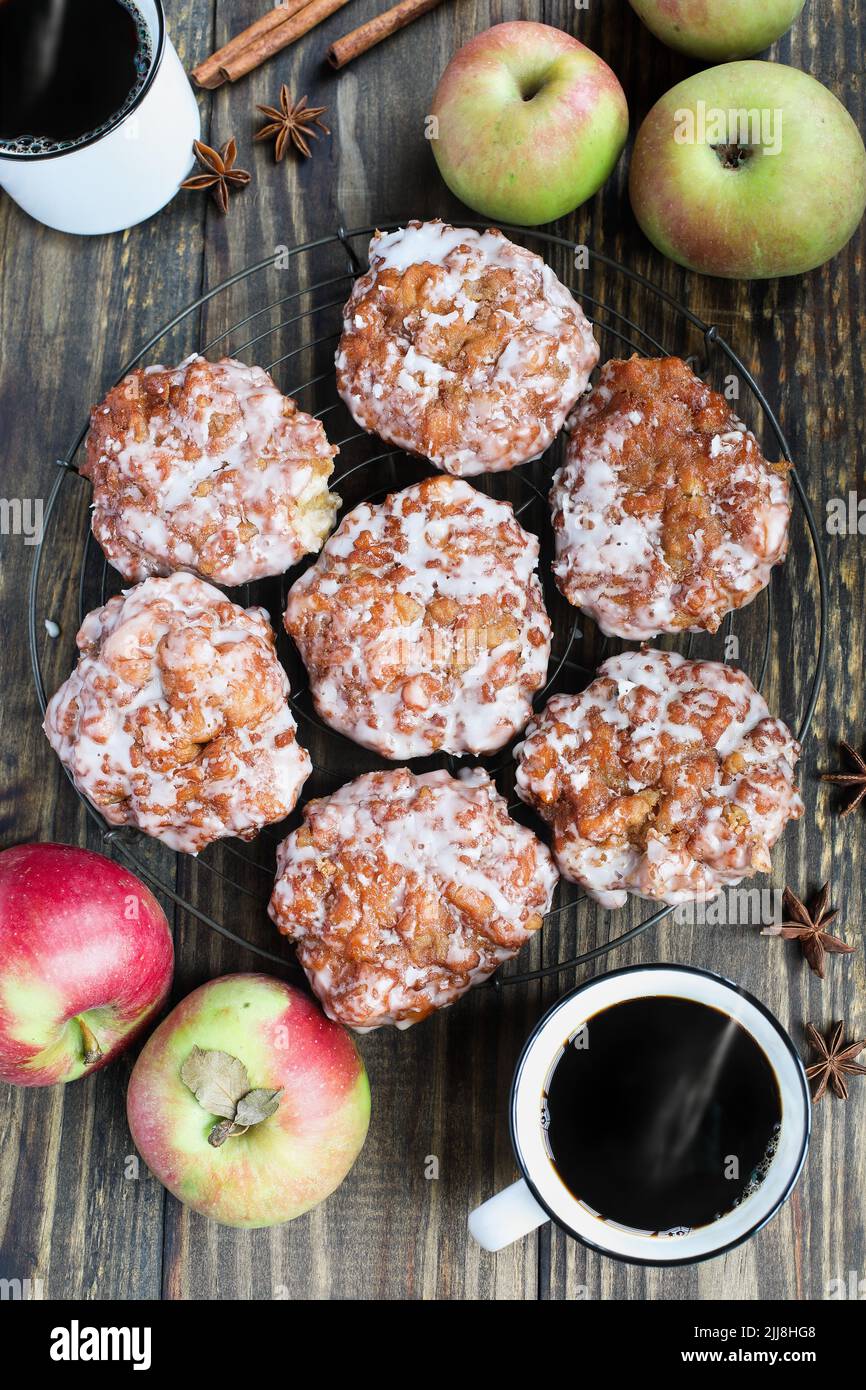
[269,767,558,1029]
[336,221,599,476]
[285,475,552,758]
[43,572,311,852]
[515,648,803,909]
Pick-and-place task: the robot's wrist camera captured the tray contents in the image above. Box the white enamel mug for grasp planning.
[0,0,200,235]
[469,964,811,1265]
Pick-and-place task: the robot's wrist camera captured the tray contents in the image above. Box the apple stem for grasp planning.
[712,142,753,170]
[77,1016,103,1066]
[208,1119,233,1148]
[208,1119,249,1148]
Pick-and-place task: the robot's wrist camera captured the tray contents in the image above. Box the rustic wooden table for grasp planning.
[1,0,863,1302]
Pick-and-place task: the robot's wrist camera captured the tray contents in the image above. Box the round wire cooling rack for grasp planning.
[29,222,828,986]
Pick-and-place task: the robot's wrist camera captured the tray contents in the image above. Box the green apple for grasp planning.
[430,21,628,225]
[629,62,866,278]
[127,973,370,1228]
[628,0,806,60]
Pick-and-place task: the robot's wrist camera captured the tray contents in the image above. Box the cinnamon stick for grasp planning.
[221,0,354,83]
[327,0,445,69]
[191,3,307,89]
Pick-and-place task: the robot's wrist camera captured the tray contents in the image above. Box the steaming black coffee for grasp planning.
[543,996,782,1235]
[0,0,152,156]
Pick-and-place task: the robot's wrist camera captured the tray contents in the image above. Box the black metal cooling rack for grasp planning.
[28,222,828,983]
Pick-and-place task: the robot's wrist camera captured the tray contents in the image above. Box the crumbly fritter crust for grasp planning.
[269,767,558,1029]
[284,474,552,758]
[515,648,803,908]
[550,356,791,639]
[336,221,599,476]
[83,354,339,585]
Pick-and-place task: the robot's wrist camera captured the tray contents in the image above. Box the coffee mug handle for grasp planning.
[468,1179,550,1251]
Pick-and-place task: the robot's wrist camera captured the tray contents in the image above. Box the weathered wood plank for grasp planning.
[0,0,863,1302]
[0,0,212,1301]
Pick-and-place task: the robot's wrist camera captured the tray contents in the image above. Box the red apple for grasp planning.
[430,21,628,225]
[126,973,371,1228]
[0,843,173,1086]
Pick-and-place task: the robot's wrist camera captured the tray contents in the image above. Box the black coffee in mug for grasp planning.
[0,0,152,155]
[543,996,782,1234]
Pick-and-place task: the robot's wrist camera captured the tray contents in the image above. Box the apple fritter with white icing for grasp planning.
[336,220,599,476]
[83,354,339,585]
[284,474,552,759]
[43,573,311,853]
[269,768,558,1029]
[550,356,791,639]
[515,648,803,909]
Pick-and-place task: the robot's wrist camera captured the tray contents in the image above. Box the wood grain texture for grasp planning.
[0,0,863,1301]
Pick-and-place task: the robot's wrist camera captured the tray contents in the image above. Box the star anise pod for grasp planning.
[761,883,855,979]
[804,1021,866,1101]
[181,138,251,215]
[254,87,330,160]
[822,740,866,817]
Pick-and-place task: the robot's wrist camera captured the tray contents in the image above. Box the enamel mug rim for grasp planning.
[0,0,167,162]
[491,963,811,1266]
[0,1,199,235]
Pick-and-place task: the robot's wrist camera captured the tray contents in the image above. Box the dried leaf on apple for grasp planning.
[235,1088,282,1126]
[180,1045,250,1120]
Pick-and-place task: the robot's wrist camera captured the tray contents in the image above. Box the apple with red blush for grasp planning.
[126,973,370,1228]
[0,843,173,1086]
[629,61,866,278]
[430,21,628,225]
[628,0,807,61]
